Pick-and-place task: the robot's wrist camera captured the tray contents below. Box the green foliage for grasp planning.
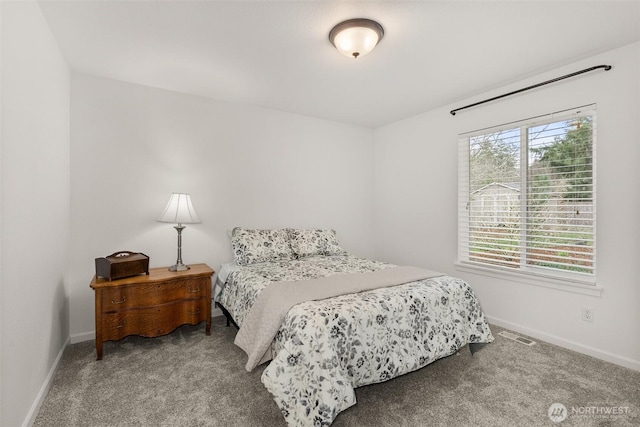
[530,117,593,201]
[529,174,551,206]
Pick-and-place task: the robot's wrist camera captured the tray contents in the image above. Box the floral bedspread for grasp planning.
[219,255,391,328]
[218,255,493,426]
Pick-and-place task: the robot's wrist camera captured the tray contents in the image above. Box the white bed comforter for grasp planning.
[218,255,494,426]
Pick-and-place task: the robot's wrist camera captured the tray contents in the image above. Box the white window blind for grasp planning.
[458,105,596,282]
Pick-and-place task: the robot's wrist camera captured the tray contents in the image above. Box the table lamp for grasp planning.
[157,193,201,271]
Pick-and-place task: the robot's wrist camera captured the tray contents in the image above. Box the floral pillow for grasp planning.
[231,228,295,266]
[287,229,347,258]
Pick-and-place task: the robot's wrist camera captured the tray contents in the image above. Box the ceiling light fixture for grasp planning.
[329,18,384,59]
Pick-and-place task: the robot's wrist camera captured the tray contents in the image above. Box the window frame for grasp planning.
[457,105,598,291]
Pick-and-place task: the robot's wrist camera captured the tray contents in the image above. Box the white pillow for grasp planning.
[231,227,295,266]
[287,229,347,258]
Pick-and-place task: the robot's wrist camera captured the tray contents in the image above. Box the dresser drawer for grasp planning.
[101,298,208,341]
[100,277,209,311]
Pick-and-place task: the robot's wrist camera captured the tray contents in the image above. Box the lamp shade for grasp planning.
[157,193,201,224]
[329,18,384,59]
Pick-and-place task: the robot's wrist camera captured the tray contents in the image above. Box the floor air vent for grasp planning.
[498,331,536,346]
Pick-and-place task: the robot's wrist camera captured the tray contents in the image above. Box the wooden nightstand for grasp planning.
[90,263,214,360]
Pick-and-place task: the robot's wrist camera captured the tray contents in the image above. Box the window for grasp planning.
[458,106,596,282]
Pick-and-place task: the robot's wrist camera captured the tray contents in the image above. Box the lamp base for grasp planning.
[168,263,190,272]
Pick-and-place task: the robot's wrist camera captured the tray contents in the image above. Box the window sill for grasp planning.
[454,261,602,297]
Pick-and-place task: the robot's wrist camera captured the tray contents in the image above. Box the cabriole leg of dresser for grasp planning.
[95,291,103,360]
[96,339,103,360]
[206,278,211,335]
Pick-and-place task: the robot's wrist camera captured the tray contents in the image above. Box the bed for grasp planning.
[216,228,494,426]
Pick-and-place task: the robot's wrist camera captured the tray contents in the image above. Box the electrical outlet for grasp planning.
[582,306,594,322]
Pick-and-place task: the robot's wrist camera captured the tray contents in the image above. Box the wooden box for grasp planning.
[95,251,149,281]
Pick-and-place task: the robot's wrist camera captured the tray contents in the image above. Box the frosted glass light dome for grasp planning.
[329,18,384,59]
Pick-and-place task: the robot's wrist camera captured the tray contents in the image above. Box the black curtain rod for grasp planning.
[450,64,612,116]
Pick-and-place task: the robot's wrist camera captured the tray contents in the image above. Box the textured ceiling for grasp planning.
[38,0,640,128]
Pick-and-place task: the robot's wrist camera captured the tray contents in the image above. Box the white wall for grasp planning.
[0,2,71,426]
[374,42,640,370]
[68,73,376,341]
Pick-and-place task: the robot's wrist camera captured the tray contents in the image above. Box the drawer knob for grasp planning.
[111,296,126,305]
[115,320,126,329]
[188,309,201,315]
[187,286,200,293]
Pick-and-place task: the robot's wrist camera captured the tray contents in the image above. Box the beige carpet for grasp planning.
[34,316,639,426]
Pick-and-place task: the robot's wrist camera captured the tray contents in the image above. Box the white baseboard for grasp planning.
[23,337,70,427]
[487,315,640,372]
[212,306,222,318]
[70,331,95,344]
